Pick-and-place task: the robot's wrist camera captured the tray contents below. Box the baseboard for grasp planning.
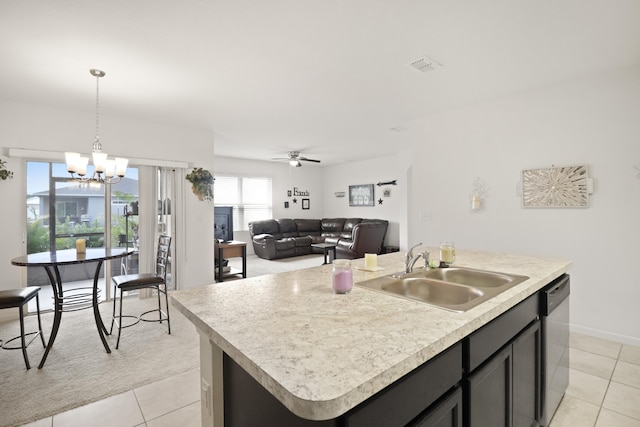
[571,324,640,347]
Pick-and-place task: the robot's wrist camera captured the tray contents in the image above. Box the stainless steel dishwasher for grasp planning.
[541,274,571,426]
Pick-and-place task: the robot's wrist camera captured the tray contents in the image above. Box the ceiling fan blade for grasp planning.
[299,157,321,163]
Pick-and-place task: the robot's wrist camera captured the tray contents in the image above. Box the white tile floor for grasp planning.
[22,333,640,426]
[550,333,640,427]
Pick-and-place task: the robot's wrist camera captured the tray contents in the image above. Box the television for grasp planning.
[214,206,233,242]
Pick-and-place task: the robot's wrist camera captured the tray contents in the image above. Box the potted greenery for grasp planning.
[0,158,13,180]
[186,167,214,201]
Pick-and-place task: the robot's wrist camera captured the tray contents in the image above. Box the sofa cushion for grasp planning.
[274,238,296,251]
[336,239,353,251]
[324,236,340,245]
[339,218,360,239]
[321,218,346,233]
[249,219,280,236]
[276,218,298,238]
[292,236,312,247]
[295,219,322,235]
[321,218,344,240]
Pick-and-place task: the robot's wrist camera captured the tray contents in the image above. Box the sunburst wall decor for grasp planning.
[522,165,589,208]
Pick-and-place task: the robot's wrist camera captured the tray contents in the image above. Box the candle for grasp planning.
[364,253,377,269]
[76,238,86,253]
[332,270,353,293]
[440,242,455,264]
[472,196,481,210]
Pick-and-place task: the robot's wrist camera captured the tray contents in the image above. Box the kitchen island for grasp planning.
[171,249,571,426]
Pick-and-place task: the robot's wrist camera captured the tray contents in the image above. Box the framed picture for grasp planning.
[349,184,375,206]
[302,198,310,210]
[284,201,289,208]
[522,165,589,208]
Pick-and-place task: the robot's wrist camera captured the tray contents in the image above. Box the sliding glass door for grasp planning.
[26,161,139,310]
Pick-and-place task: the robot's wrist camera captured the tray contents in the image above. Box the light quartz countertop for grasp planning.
[171,248,571,421]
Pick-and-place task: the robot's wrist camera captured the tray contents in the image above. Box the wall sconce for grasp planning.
[470,177,488,212]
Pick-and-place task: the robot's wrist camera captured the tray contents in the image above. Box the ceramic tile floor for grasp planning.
[21,332,640,427]
[550,333,640,427]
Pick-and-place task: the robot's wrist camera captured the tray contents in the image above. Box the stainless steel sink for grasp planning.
[357,267,529,312]
[407,266,529,289]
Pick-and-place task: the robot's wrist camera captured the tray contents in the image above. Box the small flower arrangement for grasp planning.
[0,158,14,180]
[185,167,214,201]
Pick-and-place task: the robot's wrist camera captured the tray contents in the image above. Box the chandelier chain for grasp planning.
[92,72,102,152]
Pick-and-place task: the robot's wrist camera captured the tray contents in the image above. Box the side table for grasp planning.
[216,240,247,282]
[311,243,337,265]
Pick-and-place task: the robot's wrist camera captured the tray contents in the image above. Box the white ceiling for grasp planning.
[2,0,639,166]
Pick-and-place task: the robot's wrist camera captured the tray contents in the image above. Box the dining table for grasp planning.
[11,247,133,368]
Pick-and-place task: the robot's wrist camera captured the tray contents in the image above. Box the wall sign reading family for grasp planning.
[349,184,375,206]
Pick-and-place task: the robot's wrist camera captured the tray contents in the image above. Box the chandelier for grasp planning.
[65,69,128,184]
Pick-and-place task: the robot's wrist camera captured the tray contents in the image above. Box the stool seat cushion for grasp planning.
[112,274,164,291]
[0,287,41,309]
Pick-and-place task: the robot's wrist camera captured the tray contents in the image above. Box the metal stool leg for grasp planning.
[110,283,117,335]
[36,293,46,348]
[116,289,124,349]
[163,285,171,334]
[156,287,162,323]
[18,304,30,369]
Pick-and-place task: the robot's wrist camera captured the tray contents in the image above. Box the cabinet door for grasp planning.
[465,345,512,427]
[412,387,462,427]
[512,319,542,427]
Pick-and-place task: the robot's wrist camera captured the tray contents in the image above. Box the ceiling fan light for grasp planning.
[290,159,301,167]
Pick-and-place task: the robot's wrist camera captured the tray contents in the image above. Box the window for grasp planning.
[214,175,272,231]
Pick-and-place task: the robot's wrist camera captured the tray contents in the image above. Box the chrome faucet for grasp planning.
[405,242,424,273]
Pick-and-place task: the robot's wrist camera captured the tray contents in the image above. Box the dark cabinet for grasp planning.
[224,343,462,427]
[465,319,542,427]
[512,320,542,427]
[412,387,463,427]
[466,344,512,427]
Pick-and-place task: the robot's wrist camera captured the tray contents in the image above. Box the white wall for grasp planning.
[322,153,411,249]
[0,99,216,293]
[408,65,640,346]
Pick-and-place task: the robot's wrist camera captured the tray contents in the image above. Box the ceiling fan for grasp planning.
[272,151,321,167]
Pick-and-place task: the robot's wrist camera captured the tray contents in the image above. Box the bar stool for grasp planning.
[110,235,172,349]
[0,287,47,369]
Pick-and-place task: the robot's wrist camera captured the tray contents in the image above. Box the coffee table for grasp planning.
[311,243,337,265]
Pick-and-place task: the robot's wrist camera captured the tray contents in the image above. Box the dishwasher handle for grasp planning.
[542,274,570,316]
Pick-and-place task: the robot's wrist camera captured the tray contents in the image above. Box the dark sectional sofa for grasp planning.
[248,218,389,260]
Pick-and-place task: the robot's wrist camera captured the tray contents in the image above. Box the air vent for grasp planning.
[409,56,442,73]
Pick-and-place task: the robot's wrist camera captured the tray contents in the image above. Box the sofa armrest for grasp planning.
[252,233,275,243]
[251,234,278,259]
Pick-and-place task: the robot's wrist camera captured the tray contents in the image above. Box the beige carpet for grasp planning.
[0,253,324,427]
[0,297,199,427]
